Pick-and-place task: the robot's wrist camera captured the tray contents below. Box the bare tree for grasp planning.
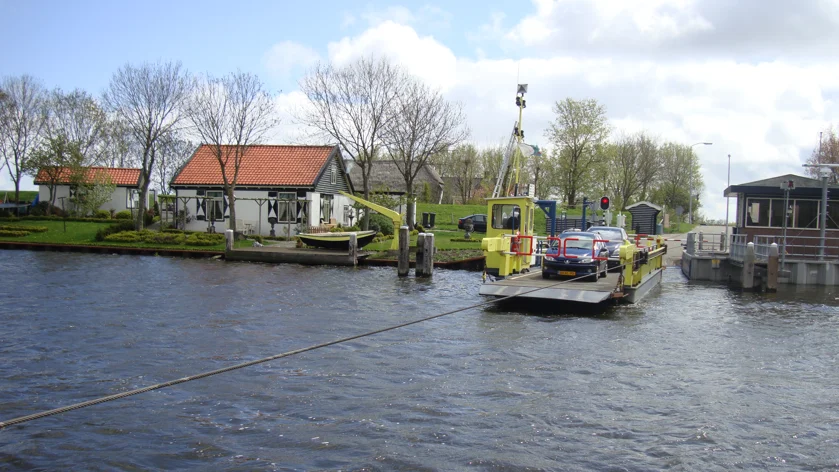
[449,144,481,204]
[102,118,138,168]
[185,71,276,233]
[381,79,468,225]
[0,75,47,205]
[298,56,404,229]
[154,133,194,194]
[44,88,108,165]
[806,126,839,182]
[103,61,192,230]
[545,98,610,206]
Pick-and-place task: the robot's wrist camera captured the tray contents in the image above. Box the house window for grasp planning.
[277,192,296,223]
[320,194,333,223]
[330,165,336,185]
[126,189,139,209]
[207,191,224,221]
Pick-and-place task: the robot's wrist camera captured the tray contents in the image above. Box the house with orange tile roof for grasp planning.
[34,166,141,214]
[170,144,355,236]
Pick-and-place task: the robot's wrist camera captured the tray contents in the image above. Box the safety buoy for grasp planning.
[511,236,520,254]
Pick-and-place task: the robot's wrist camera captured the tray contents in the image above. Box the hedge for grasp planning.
[0,216,114,223]
[0,230,30,237]
[0,225,48,233]
[102,230,220,246]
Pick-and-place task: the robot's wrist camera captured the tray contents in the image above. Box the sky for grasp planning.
[2,0,838,220]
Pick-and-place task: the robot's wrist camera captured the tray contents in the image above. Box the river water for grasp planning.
[0,251,838,471]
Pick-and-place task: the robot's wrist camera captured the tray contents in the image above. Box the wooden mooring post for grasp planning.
[415,233,434,277]
[766,242,779,292]
[398,226,410,276]
[225,229,234,252]
[348,232,358,266]
[742,242,755,291]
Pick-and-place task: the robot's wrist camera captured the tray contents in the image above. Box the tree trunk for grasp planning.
[136,171,149,231]
[405,178,415,229]
[227,186,236,233]
[361,164,371,230]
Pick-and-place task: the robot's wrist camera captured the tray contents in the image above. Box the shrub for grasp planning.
[415,224,425,233]
[114,210,132,220]
[0,230,30,237]
[368,213,394,236]
[95,220,137,241]
[143,210,155,227]
[0,225,48,233]
[144,232,185,244]
[185,233,223,246]
[251,235,264,244]
[410,229,419,236]
[104,231,143,242]
[94,210,111,219]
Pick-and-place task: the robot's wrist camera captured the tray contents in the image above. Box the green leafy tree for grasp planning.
[545,98,610,206]
[27,134,84,213]
[69,168,116,216]
[0,75,47,205]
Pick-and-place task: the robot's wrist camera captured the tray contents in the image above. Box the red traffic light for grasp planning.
[600,196,610,210]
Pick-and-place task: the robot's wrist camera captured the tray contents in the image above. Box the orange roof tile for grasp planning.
[172,145,337,187]
[34,166,141,186]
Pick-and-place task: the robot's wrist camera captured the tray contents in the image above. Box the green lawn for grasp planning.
[0,190,38,203]
[0,219,254,251]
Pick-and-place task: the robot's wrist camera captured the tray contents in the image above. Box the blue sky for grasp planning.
[3,0,839,219]
[1,0,508,94]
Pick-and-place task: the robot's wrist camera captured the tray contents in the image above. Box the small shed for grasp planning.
[626,201,662,235]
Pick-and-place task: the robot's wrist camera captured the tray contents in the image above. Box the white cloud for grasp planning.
[259,2,839,220]
[327,21,457,92]
[262,41,321,79]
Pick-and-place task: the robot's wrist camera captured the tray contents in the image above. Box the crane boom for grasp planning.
[491,123,520,198]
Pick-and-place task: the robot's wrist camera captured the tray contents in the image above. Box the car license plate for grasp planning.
[559,270,575,276]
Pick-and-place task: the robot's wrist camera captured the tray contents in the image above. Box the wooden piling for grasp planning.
[348,233,358,266]
[398,226,410,276]
[743,242,755,291]
[766,242,779,292]
[686,233,696,255]
[415,233,426,276]
[417,232,434,277]
[698,231,704,251]
[225,229,234,252]
[720,232,726,252]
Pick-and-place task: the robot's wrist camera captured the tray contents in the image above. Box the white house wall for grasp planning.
[174,188,352,236]
[38,185,132,214]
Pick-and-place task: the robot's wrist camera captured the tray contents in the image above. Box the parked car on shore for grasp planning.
[458,214,487,233]
[542,231,609,282]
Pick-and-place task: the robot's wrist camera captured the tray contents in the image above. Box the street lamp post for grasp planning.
[689,142,713,225]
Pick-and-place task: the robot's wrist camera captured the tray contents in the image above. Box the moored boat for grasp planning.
[297,230,377,250]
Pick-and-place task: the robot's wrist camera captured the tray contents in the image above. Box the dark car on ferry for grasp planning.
[542,231,609,282]
[457,214,487,232]
[587,226,631,269]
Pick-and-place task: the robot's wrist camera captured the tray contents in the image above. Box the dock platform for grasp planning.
[479,267,663,304]
[226,246,371,266]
